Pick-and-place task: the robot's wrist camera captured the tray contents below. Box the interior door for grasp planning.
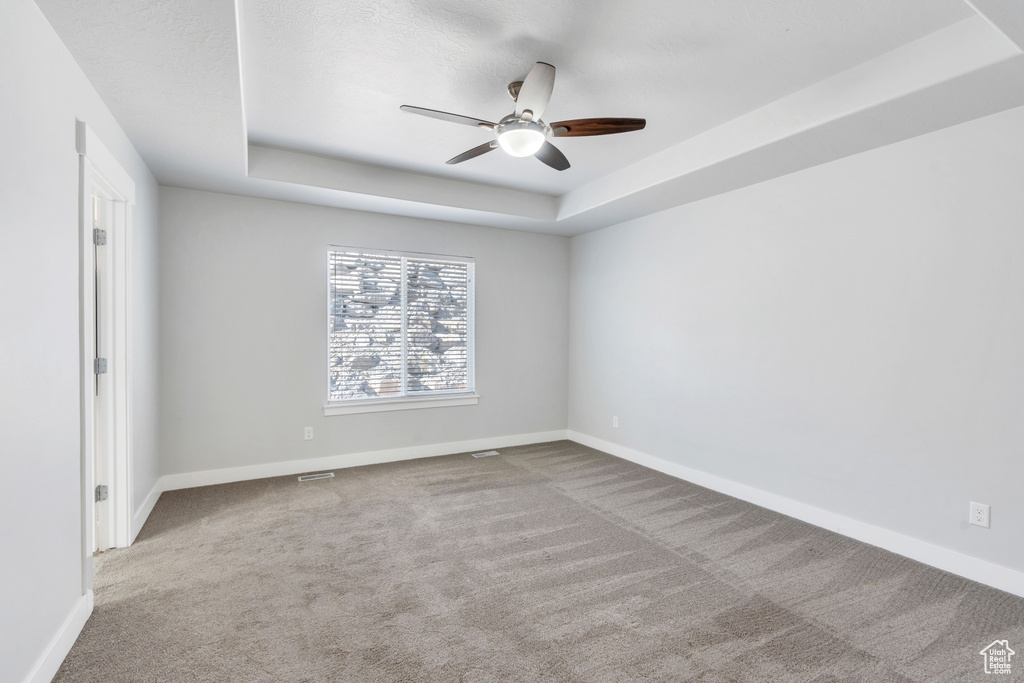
[92,191,115,553]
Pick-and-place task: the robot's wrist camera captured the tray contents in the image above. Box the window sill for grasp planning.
[323,393,479,416]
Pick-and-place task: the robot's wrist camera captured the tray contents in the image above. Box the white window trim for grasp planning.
[325,245,476,413]
[323,392,479,416]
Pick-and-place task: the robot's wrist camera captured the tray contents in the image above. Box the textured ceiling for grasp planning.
[240,0,972,195]
[37,0,246,187]
[33,0,1024,234]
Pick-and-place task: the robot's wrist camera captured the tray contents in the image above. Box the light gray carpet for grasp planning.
[56,441,1024,682]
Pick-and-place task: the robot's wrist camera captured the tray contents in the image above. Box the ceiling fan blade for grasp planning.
[400,105,496,129]
[550,118,647,137]
[515,62,555,121]
[446,141,498,165]
[535,141,570,171]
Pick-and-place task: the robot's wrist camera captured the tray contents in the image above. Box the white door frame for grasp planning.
[77,121,136,592]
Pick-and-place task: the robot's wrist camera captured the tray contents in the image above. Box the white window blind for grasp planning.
[328,248,474,403]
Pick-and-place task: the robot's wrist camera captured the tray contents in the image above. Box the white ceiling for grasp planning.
[34,0,1024,234]
[240,0,969,195]
[38,0,247,187]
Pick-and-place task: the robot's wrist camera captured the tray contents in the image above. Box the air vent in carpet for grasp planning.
[471,450,500,458]
[298,472,334,481]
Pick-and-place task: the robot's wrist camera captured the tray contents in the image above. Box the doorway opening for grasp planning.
[78,121,135,592]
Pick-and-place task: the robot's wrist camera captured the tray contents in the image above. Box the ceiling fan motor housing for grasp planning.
[495,115,549,157]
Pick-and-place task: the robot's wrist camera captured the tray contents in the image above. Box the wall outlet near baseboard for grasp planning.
[304,427,314,441]
[970,501,990,528]
[612,416,619,428]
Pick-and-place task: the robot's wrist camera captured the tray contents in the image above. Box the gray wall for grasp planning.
[158,188,569,475]
[131,183,162,509]
[0,2,161,681]
[569,104,1024,574]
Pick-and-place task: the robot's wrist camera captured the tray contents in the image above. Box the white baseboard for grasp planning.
[159,430,570,492]
[567,430,1024,599]
[23,590,93,683]
[130,479,164,544]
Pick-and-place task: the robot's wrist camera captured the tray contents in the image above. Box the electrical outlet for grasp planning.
[612,416,619,428]
[304,427,314,441]
[970,502,990,528]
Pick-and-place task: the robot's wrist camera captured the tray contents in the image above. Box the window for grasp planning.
[325,247,476,415]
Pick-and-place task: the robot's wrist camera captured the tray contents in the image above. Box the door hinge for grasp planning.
[95,484,108,502]
[94,358,108,374]
[93,228,107,246]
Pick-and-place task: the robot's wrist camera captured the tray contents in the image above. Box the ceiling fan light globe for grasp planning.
[498,129,546,156]
[495,118,549,157]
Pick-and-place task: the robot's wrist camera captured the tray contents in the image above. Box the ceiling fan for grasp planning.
[400,62,646,171]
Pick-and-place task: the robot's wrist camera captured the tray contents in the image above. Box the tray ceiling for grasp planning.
[35,0,1024,234]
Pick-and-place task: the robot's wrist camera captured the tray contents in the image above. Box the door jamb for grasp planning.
[77,121,136,593]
